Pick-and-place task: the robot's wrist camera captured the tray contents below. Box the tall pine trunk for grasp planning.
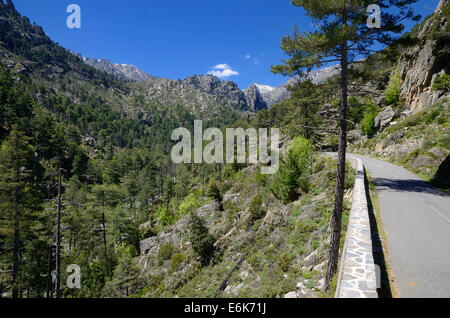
[324,16,349,292]
[102,212,107,251]
[12,163,20,298]
[55,160,62,298]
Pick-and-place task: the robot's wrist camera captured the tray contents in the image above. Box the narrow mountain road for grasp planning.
[349,154,450,298]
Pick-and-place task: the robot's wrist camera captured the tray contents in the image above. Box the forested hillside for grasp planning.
[0,1,243,297]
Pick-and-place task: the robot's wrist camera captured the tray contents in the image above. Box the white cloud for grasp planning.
[253,57,260,65]
[207,64,239,78]
[245,54,251,59]
[213,63,230,70]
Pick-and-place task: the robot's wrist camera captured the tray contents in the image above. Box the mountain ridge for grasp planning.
[71,51,340,111]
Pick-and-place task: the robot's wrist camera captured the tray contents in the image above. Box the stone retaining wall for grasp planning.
[335,158,378,298]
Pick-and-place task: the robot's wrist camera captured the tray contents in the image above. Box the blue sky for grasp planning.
[13,0,439,89]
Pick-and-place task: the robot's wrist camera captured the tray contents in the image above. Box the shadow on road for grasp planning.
[373,178,447,197]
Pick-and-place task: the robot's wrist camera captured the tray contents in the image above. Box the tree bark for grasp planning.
[46,244,52,298]
[325,11,349,292]
[102,212,107,251]
[55,160,62,298]
[12,164,20,298]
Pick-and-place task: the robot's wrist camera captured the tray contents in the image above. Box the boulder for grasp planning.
[374,106,396,131]
[375,95,386,106]
[394,140,422,161]
[384,131,406,147]
[347,130,364,144]
[410,155,438,170]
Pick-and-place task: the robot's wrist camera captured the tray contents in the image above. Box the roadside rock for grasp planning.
[284,291,302,298]
[410,155,438,170]
[348,130,364,144]
[384,131,406,147]
[393,139,423,161]
[374,106,396,131]
[428,147,445,159]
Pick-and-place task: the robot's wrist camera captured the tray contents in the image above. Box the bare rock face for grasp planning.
[243,84,267,111]
[182,75,247,110]
[397,0,449,113]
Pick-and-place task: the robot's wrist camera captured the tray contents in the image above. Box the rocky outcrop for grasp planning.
[397,0,449,113]
[182,75,247,110]
[243,84,267,111]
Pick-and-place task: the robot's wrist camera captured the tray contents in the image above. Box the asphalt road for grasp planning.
[349,154,450,298]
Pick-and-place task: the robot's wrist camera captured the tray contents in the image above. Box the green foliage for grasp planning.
[347,96,365,126]
[157,206,176,227]
[271,136,314,203]
[205,178,223,210]
[361,103,381,137]
[433,73,450,91]
[286,80,324,142]
[0,128,44,296]
[178,193,200,217]
[158,244,175,262]
[169,253,186,273]
[205,179,221,201]
[249,193,264,222]
[188,213,215,266]
[385,72,402,106]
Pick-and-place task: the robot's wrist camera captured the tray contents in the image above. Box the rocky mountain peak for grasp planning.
[182,74,247,109]
[243,84,268,111]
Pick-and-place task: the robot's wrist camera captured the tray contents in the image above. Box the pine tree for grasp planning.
[188,213,215,266]
[288,80,325,142]
[272,0,420,290]
[0,128,42,297]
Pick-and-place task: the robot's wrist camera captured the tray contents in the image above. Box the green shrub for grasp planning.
[169,253,186,273]
[347,96,365,126]
[158,243,175,262]
[157,206,176,227]
[249,193,264,222]
[178,193,200,217]
[277,253,291,272]
[188,213,215,266]
[433,73,450,91]
[385,71,402,106]
[205,179,223,210]
[270,136,314,203]
[361,103,381,137]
